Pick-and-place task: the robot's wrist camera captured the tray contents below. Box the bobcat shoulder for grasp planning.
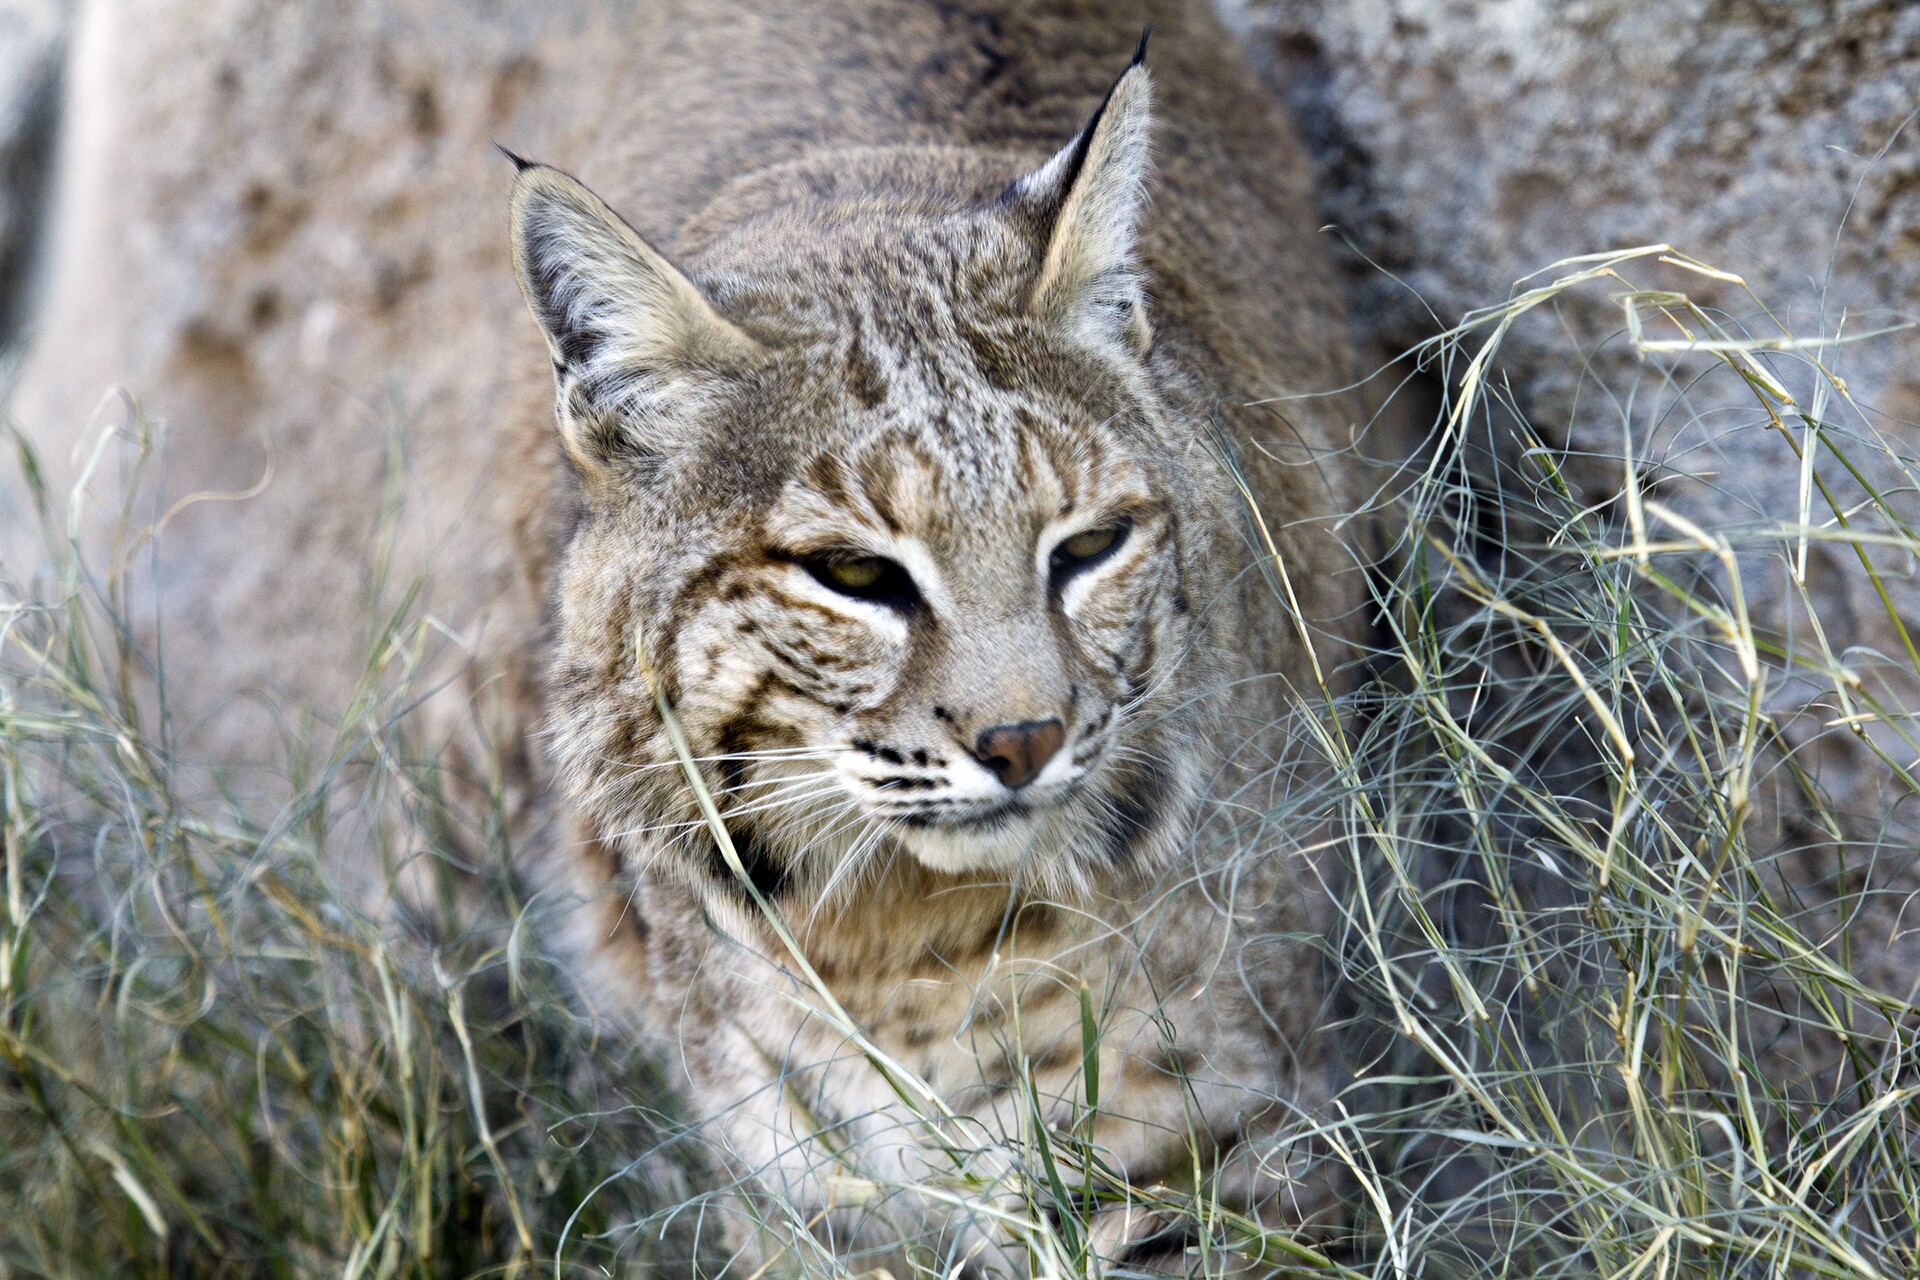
[508,2,1367,1271]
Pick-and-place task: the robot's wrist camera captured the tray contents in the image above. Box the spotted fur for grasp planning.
[508,4,1369,1273]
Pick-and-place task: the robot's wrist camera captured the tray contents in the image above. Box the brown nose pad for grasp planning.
[972,719,1067,790]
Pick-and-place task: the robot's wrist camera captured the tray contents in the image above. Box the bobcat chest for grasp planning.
[804,899,1198,1180]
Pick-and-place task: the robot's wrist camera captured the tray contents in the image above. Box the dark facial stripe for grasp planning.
[697,706,803,903]
[844,328,889,410]
[705,824,789,901]
[1099,761,1168,865]
[660,550,758,686]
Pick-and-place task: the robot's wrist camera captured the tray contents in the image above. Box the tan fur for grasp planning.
[505,4,1370,1273]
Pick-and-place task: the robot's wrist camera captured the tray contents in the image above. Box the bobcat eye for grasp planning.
[801,554,921,611]
[1050,520,1131,583]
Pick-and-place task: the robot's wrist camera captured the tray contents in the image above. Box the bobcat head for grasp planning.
[511,54,1238,903]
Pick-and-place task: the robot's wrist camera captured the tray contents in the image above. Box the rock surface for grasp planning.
[1,1,626,797]
[0,0,65,354]
[1226,0,1920,419]
[1228,0,1920,847]
[1216,2,1920,1101]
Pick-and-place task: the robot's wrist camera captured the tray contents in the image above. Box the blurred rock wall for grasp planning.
[0,0,630,803]
[0,0,65,354]
[13,2,1909,493]
[1224,0,1920,461]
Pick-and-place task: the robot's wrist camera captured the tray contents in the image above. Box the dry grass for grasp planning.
[3,243,1918,1277]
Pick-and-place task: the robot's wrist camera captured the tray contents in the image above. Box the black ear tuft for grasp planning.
[494,142,537,172]
[1130,25,1150,68]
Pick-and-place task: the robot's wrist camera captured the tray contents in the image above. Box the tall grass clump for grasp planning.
[1329,245,1920,1279]
[0,410,713,1277]
[2,239,1917,1279]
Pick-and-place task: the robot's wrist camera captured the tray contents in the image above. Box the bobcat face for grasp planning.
[517,63,1220,897]
[670,331,1187,878]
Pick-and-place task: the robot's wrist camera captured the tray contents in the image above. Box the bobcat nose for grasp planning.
[972,719,1066,790]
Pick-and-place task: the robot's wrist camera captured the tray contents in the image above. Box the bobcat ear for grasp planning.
[1005,44,1154,356]
[509,163,757,473]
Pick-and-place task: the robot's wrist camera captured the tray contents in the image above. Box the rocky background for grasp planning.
[1,0,1915,834]
[1219,0,1920,857]
[1227,0,1920,431]
[0,0,62,355]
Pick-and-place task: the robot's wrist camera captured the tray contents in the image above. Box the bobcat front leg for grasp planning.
[687,1011,1033,1278]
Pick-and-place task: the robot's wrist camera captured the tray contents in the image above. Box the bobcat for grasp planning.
[508,2,1367,1272]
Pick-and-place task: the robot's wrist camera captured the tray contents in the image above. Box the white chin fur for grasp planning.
[898,817,1043,875]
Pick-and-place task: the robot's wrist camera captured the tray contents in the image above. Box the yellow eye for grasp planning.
[799,553,919,608]
[823,558,887,591]
[1059,526,1120,562]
